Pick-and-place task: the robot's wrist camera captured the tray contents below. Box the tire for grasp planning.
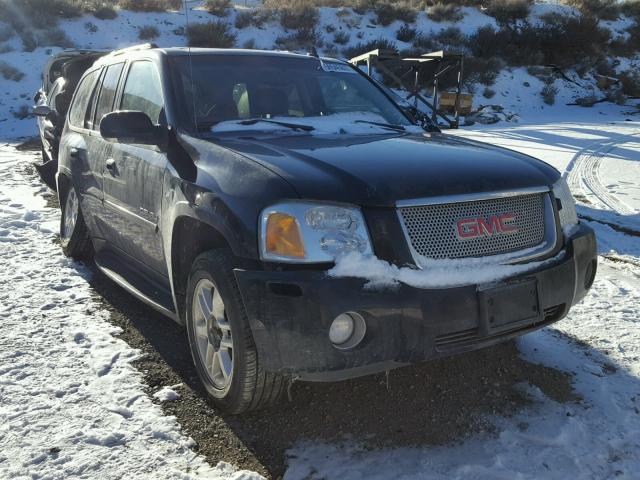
[60,184,92,259]
[186,249,286,414]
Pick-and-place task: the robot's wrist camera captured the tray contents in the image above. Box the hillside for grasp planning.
[0,0,639,137]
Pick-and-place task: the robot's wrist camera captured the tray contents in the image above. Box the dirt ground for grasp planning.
[83,268,578,479]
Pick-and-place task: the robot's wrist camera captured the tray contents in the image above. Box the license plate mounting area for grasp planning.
[477,278,541,335]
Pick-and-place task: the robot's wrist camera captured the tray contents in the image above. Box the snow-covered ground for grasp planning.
[1,2,640,478]
[0,148,263,479]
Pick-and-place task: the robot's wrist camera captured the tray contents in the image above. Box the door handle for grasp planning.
[105,158,116,171]
[69,148,79,159]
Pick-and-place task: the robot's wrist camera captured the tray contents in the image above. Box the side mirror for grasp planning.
[100,111,165,145]
[33,105,53,117]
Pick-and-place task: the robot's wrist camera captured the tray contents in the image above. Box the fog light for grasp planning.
[329,314,355,344]
[329,311,366,350]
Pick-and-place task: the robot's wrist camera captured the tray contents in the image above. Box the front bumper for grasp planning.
[235,224,597,381]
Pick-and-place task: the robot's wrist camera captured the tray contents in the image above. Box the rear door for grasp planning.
[102,60,169,276]
[61,68,103,232]
[81,62,126,245]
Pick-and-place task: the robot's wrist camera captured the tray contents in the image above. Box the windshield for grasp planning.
[170,54,413,131]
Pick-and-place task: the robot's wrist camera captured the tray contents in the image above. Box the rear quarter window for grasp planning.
[68,70,99,129]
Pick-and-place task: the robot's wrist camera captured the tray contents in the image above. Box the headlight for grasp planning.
[552,177,578,229]
[260,202,373,263]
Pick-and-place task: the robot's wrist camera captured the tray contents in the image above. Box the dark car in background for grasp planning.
[32,50,106,189]
[54,45,597,414]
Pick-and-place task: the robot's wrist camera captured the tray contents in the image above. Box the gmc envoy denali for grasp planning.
[55,46,597,413]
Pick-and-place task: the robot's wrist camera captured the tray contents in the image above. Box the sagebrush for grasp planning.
[187,21,236,48]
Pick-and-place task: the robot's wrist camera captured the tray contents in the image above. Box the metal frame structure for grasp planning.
[349,48,465,129]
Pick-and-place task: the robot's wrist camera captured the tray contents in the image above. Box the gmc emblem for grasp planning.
[456,213,519,240]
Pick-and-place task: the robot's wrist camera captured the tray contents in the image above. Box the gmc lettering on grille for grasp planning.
[455,214,519,240]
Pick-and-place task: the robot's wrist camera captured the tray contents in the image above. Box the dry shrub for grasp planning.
[469,15,611,68]
[464,56,505,85]
[235,8,277,29]
[620,70,640,97]
[0,0,82,29]
[139,25,159,40]
[621,0,640,18]
[413,25,466,52]
[275,28,319,51]
[37,28,76,48]
[374,2,417,26]
[187,21,236,48]
[427,3,464,22]
[0,25,13,42]
[396,24,417,42]
[482,87,496,98]
[92,4,118,19]
[486,0,532,24]
[85,21,98,32]
[541,84,558,105]
[205,0,231,17]
[610,20,640,56]
[280,5,319,31]
[262,0,320,30]
[235,10,253,29]
[568,0,619,21]
[334,30,350,45]
[0,60,24,81]
[343,38,397,58]
[118,0,182,12]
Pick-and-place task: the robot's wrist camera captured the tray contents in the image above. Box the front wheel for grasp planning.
[60,184,92,259]
[186,249,286,414]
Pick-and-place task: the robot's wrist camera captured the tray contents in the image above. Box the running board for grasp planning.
[95,258,177,321]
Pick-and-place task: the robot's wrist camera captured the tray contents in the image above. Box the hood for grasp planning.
[209,132,560,207]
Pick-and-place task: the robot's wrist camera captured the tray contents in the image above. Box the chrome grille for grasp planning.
[398,193,546,259]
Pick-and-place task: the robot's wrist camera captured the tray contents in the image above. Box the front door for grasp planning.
[101,60,168,276]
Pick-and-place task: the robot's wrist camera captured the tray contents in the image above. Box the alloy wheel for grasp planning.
[62,188,78,241]
[192,278,234,392]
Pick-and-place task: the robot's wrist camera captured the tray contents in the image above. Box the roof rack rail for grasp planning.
[110,43,158,57]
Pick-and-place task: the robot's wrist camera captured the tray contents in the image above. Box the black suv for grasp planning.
[56,46,597,413]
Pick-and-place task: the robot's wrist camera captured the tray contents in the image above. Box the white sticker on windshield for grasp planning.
[321,61,356,74]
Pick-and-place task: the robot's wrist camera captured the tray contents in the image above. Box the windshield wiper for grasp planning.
[353,120,406,132]
[238,118,315,132]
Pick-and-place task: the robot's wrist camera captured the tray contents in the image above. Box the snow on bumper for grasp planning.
[235,224,597,381]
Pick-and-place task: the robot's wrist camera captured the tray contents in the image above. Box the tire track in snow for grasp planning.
[565,131,639,216]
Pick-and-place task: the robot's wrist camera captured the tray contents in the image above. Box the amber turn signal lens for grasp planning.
[265,213,305,258]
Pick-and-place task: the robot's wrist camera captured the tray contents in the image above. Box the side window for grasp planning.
[68,70,99,129]
[120,61,164,124]
[92,62,124,130]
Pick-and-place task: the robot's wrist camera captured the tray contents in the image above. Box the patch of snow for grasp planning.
[154,385,182,402]
[211,112,425,135]
[0,146,260,479]
[329,249,564,289]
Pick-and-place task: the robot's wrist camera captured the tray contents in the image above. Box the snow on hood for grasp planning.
[211,112,426,135]
[328,250,565,289]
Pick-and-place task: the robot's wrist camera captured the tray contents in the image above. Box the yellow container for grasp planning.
[439,92,473,115]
